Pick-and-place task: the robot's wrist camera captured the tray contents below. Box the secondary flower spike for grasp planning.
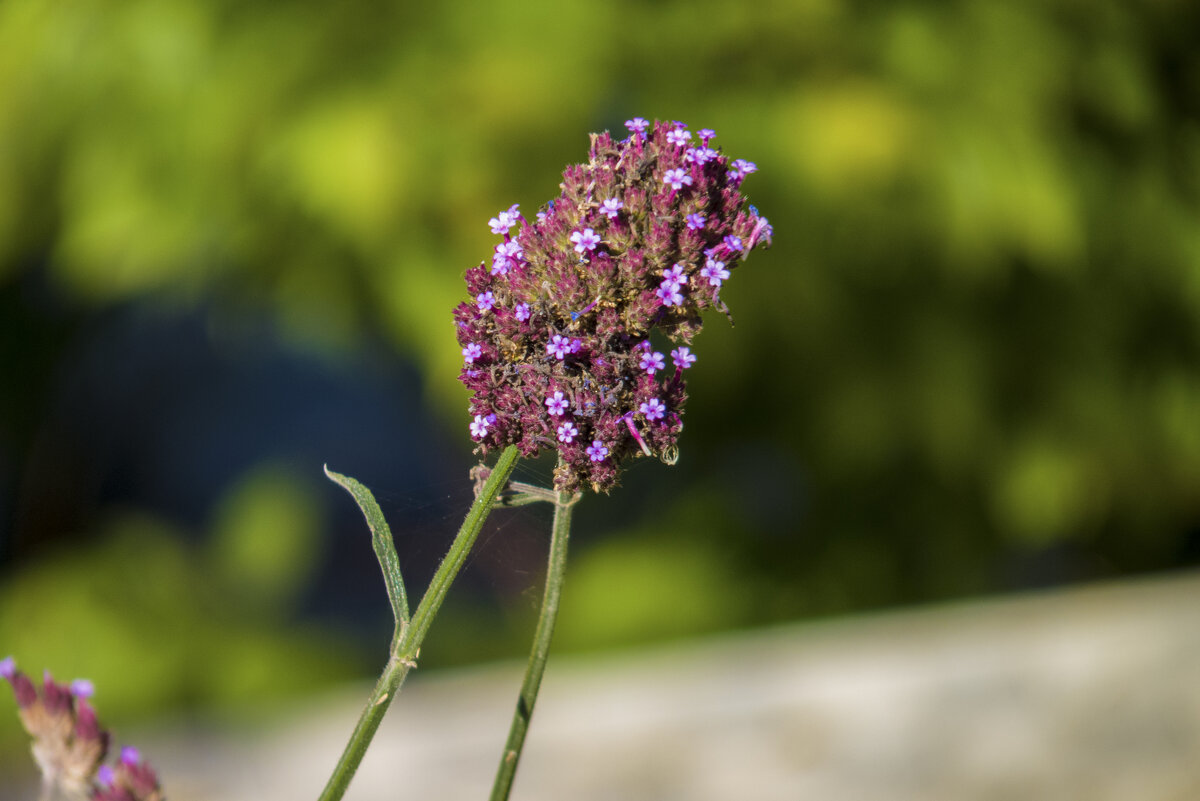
[454,118,771,492]
[1,659,165,801]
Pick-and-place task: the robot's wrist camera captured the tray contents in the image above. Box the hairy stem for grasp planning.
[317,444,521,801]
[489,477,578,801]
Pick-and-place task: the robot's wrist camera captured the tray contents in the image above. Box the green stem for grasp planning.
[489,477,578,801]
[317,444,520,801]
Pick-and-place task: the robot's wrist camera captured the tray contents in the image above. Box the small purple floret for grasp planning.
[488,205,520,234]
[640,398,667,421]
[625,117,649,133]
[70,678,95,699]
[463,343,483,364]
[586,440,609,462]
[663,168,691,191]
[476,291,495,312]
[686,213,706,231]
[700,258,730,287]
[96,765,116,787]
[666,128,692,147]
[120,746,141,765]
[0,657,13,680]
[600,198,624,218]
[514,302,531,322]
[469,414,491,439]
[545,391,569,417]
[557,422,578,443]
[547,335,572,360]
[662,263,688,287]
[570,228,601,254]
[639,350,666,374]
[671,347,697,369]
[656,283,683,307]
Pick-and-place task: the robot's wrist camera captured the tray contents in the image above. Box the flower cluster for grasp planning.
[2,657,164,801]
[455,118,771,492]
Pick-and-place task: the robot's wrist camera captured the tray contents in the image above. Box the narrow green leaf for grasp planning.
[324,465,410,625]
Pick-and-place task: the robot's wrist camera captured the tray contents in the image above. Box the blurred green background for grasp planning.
[2,0,1199,764]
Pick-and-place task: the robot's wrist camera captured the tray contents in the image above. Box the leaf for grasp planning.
[324,466,410,626]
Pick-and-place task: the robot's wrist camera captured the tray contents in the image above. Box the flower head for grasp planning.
[453,119,770,491]
[3,663,165,801]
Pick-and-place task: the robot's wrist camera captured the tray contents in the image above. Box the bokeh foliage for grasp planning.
[1,0,1199,735]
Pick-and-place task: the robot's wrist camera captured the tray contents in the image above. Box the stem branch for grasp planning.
[317,444,521,801]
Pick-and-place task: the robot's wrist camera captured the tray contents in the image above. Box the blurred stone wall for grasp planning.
[6,571,1199,800]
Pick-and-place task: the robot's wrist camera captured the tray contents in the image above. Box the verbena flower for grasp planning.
[454,118,771,492]
[1,658,164,801]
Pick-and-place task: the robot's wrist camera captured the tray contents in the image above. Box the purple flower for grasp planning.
[666,128,692,147]
[729,159,757,182]
[639,350,666,374]
[656,282,684,306]
[488,204,520,234]
[671,347,697,369]
[455,118,769,492]
[470,414,491,439]
[697,128,716,144]
[640,398,666,421]
[96,765,115,787]
[570,227,601,254]
[663,168,692,191]
[547,335,572,360]
[545,391,569,417]
[491,247,512,276]
[69,679,95,699]
[700,258,730,287]
[747,209,774,249]
[662,263,688,287]
[120,746,142,766]
[557,422,579,443]
[0,656,14,680]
